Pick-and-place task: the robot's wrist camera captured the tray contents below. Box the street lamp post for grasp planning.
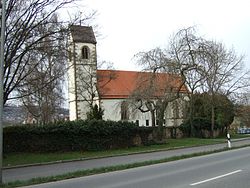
[0,0,6,184]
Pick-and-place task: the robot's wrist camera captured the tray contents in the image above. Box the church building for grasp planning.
[68,25,188,127]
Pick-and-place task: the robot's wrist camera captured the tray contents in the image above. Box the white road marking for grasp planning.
[190,169,242,186]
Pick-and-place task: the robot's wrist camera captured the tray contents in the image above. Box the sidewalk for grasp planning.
[3,138,250,183]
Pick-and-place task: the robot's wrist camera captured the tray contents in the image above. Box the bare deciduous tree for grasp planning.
[133,27,250,138]
[168,27,250,137]
[131,48,188,139]
[198,40,249,137]
[168,27,205,136]
[4,0,95,105]
[18,15,65,124]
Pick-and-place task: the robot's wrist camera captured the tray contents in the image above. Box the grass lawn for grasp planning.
[3,137,227,167]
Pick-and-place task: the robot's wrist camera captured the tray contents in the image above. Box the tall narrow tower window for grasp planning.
[82,46,89,59]
[68,50,72,61]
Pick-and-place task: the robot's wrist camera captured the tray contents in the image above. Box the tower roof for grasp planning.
[70,25,97,44]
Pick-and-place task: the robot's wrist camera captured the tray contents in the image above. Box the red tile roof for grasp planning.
[97,70,188,99]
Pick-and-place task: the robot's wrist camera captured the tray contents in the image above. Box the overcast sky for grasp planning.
[82,0,250,71]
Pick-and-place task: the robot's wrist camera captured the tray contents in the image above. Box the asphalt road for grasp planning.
[21,146,250,188]
[4,138,250,183]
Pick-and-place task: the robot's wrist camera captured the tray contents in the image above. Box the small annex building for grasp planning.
[68,25,189,127]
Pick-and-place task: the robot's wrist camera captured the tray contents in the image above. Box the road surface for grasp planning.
[21,146,250,188]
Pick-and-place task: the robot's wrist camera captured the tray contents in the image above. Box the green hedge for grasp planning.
[3,120,153,153]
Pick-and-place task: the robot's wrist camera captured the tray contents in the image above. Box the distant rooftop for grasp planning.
[70,25,97,44]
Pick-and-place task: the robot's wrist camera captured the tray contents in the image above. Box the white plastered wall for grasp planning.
[101,97,187,127]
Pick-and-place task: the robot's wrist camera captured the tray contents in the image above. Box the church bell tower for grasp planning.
[68,25,98,120]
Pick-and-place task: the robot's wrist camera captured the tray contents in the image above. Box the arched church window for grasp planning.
[121,101,129,120]
[173,100,180,119]
[81,46,89,59]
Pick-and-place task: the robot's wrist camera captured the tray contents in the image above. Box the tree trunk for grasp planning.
[156,103,167,141]
[211,105,215,138]
[151,110,156,127]
[189,96,194,137]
